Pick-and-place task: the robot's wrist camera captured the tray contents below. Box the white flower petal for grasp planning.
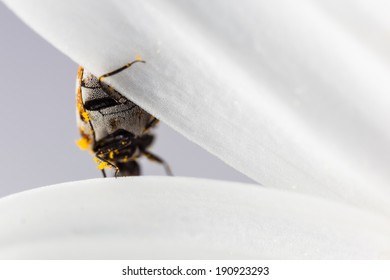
[2,0,390,214]
[0,177,389,259]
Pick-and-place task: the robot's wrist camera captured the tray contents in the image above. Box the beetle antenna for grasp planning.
[143,150,173,176]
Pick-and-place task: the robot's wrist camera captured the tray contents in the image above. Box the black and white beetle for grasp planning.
[76,56,172,177]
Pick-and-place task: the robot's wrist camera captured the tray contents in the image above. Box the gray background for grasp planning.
[0,3,253,197]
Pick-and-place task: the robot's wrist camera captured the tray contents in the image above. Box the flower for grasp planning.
[1,0,389,259]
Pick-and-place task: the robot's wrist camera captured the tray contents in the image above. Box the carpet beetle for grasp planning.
[76,57,172,177]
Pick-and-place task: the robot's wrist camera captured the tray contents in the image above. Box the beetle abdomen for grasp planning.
[76,67,155,148]
[75,58,171,177]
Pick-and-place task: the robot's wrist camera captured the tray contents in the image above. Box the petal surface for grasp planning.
[0,177,389,259]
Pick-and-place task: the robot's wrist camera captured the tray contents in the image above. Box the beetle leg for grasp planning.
[97,59,146,104]
[142,150,173,176]
[95,151,119,177]
[114,168,120,178]
[143,117,160,133]
[98,59,146,82]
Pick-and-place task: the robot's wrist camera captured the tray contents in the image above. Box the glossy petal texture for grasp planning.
[0,177,389,259]
[2,0,390,215]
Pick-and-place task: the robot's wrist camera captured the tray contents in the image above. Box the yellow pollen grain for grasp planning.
[123,155,128,163]
[135,54,142,61]
[109,151,114,159]
[82,112,90,121]
[93,157,100,163]
[97,162,108,170]
[75,138,90,150]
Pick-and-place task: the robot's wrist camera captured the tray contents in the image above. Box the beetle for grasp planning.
[75,56,172,177]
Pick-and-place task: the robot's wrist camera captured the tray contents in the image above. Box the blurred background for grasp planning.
[0,3,253,197]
